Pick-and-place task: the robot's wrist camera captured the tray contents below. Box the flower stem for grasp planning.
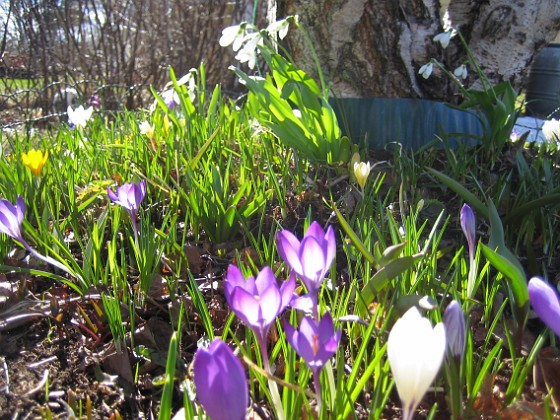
[258,335,285,420]
[312,369,322,416]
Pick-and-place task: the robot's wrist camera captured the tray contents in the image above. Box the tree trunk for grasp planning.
[277,0,560,101]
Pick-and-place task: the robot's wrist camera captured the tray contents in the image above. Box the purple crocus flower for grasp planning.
[528,276,560,337]
[107,180,147,238]
[276,221,336,317]
[284,312,340,411]
[0,196,26,243]
[0,196,81,281]
[443,300,466,362]
[460,204,476,259]
[225,264,295,372]
[461,204,477,298]
[193,339,248,420]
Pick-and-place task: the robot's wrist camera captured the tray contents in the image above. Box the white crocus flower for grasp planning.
[453,64,468,80]
[388,307,446,420]
[353,161,372,190]
[139,121,154,138]
[67,105,93,128]
[542,118,560,142]
[433,31,453,48]
[418,62,433,79]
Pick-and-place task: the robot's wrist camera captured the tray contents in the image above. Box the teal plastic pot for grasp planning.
[330,97,484,150]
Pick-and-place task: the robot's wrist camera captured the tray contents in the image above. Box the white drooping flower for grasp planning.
[453,64,468,80]
[388,307,447,420]
[542,118,560,142]
[418,62,434,79]
[433,31,454,48]
[67,105,93,128]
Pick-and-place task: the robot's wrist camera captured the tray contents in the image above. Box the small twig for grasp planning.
[0,356,9,394]
[28,356,57,370]
[24,369,49,397]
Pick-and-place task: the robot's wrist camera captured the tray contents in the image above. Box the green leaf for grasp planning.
[425,168,488,219]
[480,244,528,309]
[358,254,423,316]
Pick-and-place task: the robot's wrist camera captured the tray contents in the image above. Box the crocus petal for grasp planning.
[279,272,297,310]
[257,284,282,325]
[460,204,476,257]
[224,264,248,299]
[0,196,25,241]
[276,230,304,274]
[230,287,263,327]
[388,307,446,417]
[300,237,328,287]
[289,294,316,315]
[528,277,560,336]
[443,300,466,359]
[193,339,248,420]
[284,313,340,376]
[254,266,277,295]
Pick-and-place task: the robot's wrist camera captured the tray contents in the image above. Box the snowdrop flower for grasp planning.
[419,62,433,80]
[433,31,453,48]
[388,306,446,420]
[176,70,197,102]
[219,24,244,49]
[67,105,93,128]
[353,161,372,190]
[528,276,560,336]
[266,16,295,40]
[193,339,248,420]
[235,32,262,69]
[542,118,560,142]
[453,64,468,80]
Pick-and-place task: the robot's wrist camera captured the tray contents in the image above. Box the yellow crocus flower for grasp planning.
[354,161,372,190]
[22,149,49,176]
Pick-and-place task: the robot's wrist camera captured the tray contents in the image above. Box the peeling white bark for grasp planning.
[279,0,560,100]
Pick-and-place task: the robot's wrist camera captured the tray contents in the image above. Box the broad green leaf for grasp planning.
[358,254,423,316]
[480,244,528,309]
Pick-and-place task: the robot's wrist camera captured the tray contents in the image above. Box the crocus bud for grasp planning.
[460,204,476,259]
[353,161,372,190]
[528,277,560,337]
[443,300,466,361]
[388,306,446,420]
[193,339,248,420]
